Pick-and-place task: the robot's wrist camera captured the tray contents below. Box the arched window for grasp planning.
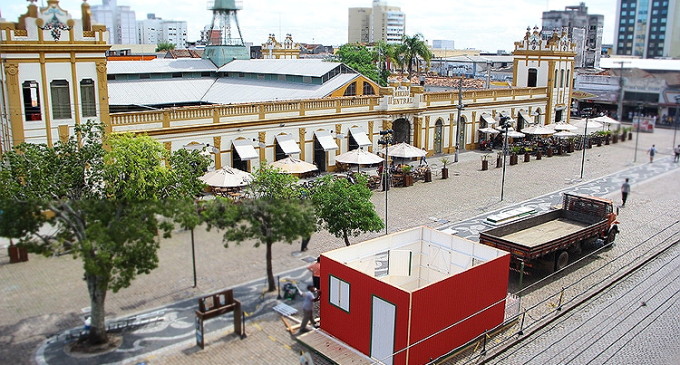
[527,68,537,87]
[560,69,565,88]
[362,82,375,95]
[22,80,41,121]
[343,82,357,96]
[50,80,71,119]
[566,70,571,88]
[80,79,96,117]
[554,69,559,88]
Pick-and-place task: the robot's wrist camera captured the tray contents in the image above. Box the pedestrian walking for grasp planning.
[674,145,680,163]
[647,144,657,163]
[307,257,321,290]
[297,285,319,334]
[621,178,631,207]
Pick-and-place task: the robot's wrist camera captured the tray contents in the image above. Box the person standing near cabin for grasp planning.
[298,285,319,334]
[307,257,321,290]
[621,178,631,207]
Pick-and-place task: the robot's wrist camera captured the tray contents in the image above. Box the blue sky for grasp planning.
[1,0,616,52]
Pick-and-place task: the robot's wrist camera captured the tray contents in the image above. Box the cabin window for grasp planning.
[22,80,42,121]
[329,275,350,312]
[50,80,71,119]
[363,82,375,95]
[80,79,96,117]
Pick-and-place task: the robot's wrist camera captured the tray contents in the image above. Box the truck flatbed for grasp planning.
[502,218,590,248]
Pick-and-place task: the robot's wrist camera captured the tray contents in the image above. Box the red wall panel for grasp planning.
[407,254,510,364]
[320,256,411,364]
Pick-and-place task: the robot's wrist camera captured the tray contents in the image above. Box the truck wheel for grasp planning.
[555,251,569,271]
[605,228,618,245]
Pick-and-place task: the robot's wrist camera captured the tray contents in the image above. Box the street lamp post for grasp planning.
[454,76,465,163]
[580,112,592,180]
[499,116,510,201]
[673,95,680,148]
[378,129,393,235]
[633,104,643,163]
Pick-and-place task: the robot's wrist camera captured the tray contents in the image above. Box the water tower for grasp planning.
[203,0,249,67]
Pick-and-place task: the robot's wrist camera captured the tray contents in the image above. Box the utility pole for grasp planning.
[614,61,630,121]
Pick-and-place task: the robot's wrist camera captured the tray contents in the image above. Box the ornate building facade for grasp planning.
[1,1,576,175]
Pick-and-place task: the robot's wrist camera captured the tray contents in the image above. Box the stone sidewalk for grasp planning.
[0,127,678,364]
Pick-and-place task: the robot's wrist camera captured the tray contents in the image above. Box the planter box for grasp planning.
[547,147,553,157]
[536,150,542,160]
[441,168,449,179]
[403,174,414,187]
[482,160,489,170]
[524,153,530,162]
[510,154,518,165]
[496,157,502,168]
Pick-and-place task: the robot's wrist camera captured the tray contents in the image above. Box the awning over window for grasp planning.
[481,113,496,126]
[232,139,258,160]
[275,134,301,155]
[314,130,339,151]
[349,127,372,147]
[518,110,531,122]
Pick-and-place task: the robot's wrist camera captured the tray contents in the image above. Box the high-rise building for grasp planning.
[348,0,405,44]
[542,2,604,68]
[614,0,680,58]
[91,0,138,45]
[138,14,188,49]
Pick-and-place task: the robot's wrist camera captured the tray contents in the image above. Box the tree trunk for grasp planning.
[266,241,276,292]
[86,274,109,345]
[343,231,350,246]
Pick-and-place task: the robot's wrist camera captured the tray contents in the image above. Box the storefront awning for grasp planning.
[481,113,496,126]
[232,139,258,160]
[275,134,301,155]
[518,110,531,122]
[349,127,372,147]
[314,130,339,151]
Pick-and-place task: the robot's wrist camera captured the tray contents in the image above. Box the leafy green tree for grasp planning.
[0,121,208,345]
[310,174,384,246]
[337,43,382,85]
[375,40,402,84]
[398,33,433,78]
[156,42,176,52]
[203,164,316,292]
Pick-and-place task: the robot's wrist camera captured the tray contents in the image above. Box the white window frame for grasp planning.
[329,275,350,312]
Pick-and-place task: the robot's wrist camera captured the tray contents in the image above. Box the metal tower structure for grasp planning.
[203,0,249,67]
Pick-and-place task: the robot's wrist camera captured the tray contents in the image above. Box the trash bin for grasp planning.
[8,244,28,263]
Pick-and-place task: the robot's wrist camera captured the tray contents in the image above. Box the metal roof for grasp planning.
[202,73,358,104]
[107,73,360,106]
[107,59,217,74]
[107,78,216,105]
[217,59,343,77]
[600,58,680,72]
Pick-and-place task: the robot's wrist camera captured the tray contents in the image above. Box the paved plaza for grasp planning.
[1,126,679,364]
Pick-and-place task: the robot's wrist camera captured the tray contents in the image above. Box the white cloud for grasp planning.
[1,0,616,52]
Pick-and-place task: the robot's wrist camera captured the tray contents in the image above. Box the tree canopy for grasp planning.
[202,163,316,292]
[336,43,384,86]
[0,121,209,345]
[310,174,384,246]
[398,33,433,77]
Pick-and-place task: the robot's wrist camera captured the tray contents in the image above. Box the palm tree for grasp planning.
[373,41,402,85]
[398,33,432,78]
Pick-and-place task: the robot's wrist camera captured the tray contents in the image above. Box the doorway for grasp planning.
[370,296,396,365]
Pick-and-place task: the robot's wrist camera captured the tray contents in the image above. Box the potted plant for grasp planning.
[440,157,450,179]
[510,146,520,165]
[401,165,414,187]
[496,152,502,168]
[481,154,490,170]
[536,148,542,160]
[523,149,531,162]
[612,130,619,143]
[547,145,554,157]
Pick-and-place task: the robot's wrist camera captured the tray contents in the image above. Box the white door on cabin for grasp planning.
[371,296,396,365]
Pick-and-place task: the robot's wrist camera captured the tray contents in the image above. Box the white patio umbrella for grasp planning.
[546,122,578,131]
[571,119,603,130]
[270,157,318,174]
[521,125,555,135]
[376,142,427,158]
[553,131,578,138]
[479,127,500,134]
[335,148,384,165]
[592,115,621,126]
[502,130,526,138]
[200,166,253,188]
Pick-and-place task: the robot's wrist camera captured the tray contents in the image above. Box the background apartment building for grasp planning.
[348,0,405,44]
[542,2,604,68]
[138,14,188,49]
[91,0,138,44]
[614,0,680,58]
